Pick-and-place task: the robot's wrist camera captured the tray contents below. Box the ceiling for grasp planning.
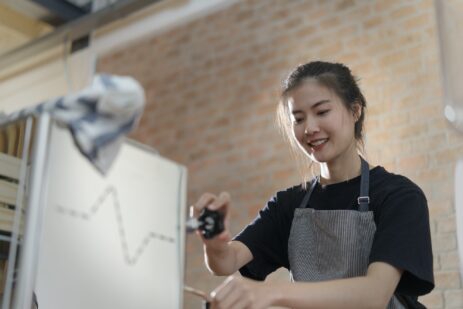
[0,0,162,73]
[0,0,237,75]
[0,0,102,56]
[3,0,93,26]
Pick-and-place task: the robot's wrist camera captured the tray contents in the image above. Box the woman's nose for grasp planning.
[304,121,319,135]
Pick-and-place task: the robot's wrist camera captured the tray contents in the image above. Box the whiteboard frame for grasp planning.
[13,113,52,309]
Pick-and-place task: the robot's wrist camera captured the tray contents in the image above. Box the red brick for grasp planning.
[419,291,444,308]
[435,271,461,289]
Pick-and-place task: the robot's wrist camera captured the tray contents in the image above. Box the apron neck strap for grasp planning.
[298,175,319,211]
[358,157,370,211]
[300,156,370,211]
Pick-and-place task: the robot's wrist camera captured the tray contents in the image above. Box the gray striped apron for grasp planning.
[288,158,406,308]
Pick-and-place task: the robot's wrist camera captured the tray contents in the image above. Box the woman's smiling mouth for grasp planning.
[308,138,329,148]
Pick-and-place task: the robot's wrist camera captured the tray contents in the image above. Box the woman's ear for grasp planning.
[353,102,362,122]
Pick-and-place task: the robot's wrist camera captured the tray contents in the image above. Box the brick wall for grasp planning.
[98,0,463,308]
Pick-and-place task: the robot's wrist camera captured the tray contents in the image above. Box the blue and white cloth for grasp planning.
[0,74,145,174]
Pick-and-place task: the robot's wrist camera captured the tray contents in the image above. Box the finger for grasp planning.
[197,193,217,209]
[208,191,230,211]
[197,229,230,243]
[193,193,217,214]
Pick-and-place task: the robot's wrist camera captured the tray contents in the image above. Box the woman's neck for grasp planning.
[319,148,362,185]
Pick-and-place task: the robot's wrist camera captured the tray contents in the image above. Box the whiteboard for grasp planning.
[34,123,186,309]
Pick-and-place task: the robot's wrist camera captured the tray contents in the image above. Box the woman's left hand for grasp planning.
[210,275,275,309]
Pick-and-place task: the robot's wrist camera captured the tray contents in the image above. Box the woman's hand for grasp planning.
[210,275,275,309]
[192,192,232,250]
[193,192,254,276]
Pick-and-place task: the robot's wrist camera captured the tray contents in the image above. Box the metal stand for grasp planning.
[11,113,51,309]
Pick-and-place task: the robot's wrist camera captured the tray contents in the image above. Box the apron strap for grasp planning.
[358,157,370,212]
[298,156,371,211]
[299,176,318,209]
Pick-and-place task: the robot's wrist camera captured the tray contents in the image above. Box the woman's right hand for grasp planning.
[193,192,253,276]
[192,192,231,250]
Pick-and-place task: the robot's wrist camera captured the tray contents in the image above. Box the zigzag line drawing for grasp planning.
[55,185,175,265]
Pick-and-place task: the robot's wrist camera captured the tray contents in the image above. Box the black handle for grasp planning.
[197,208,224,239]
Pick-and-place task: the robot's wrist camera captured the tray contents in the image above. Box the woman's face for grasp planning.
[288,80,359,164]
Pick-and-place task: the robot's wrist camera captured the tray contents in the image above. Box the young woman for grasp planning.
[193,61,434,309]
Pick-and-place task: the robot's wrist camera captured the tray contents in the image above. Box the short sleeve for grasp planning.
[233,191,293,281]
[369,186,434,295]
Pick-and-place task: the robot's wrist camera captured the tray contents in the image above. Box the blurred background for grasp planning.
[1,0,462,308]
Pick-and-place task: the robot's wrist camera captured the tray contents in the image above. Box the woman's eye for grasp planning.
[293,118,303,124]
[317,110,330,116]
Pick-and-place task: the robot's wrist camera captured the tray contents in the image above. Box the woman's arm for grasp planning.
[193,192,253,275]
[205,240,253,276]
[210,262,402,309]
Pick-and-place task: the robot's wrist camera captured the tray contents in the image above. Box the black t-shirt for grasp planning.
[234,166,434,306]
